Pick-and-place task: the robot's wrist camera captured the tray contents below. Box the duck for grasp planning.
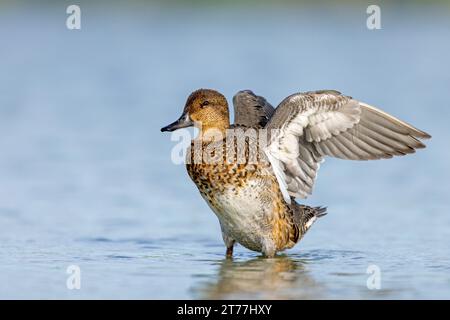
[161,89,430,258]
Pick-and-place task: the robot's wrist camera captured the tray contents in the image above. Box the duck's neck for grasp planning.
[196,119,230,141]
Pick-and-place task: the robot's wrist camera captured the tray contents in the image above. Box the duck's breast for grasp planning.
[201,176,277,252]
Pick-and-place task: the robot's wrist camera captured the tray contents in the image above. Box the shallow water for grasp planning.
[0,2,449,299]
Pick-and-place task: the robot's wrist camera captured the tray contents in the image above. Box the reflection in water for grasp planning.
[195,256,326,299]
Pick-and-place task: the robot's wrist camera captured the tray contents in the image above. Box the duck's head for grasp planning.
[161,89,230,133]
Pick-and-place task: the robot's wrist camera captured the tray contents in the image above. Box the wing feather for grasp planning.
[265,90,430,201]
[232,90,275,128]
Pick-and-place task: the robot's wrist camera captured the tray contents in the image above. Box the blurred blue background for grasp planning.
[0,0,449,299]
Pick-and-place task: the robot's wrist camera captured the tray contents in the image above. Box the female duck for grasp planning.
[161,89,430,258]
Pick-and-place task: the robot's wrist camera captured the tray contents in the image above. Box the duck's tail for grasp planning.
[292,202,327,241]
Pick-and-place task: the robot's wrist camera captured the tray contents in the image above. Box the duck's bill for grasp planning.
[161,113,193,132]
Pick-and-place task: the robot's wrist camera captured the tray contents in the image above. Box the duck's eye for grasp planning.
[200,101,210,108]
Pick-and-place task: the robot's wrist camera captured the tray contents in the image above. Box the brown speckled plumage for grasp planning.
[186,131,306,255]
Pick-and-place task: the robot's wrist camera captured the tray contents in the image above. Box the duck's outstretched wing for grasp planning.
[232,90,275,127]
[264,90,431,203]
